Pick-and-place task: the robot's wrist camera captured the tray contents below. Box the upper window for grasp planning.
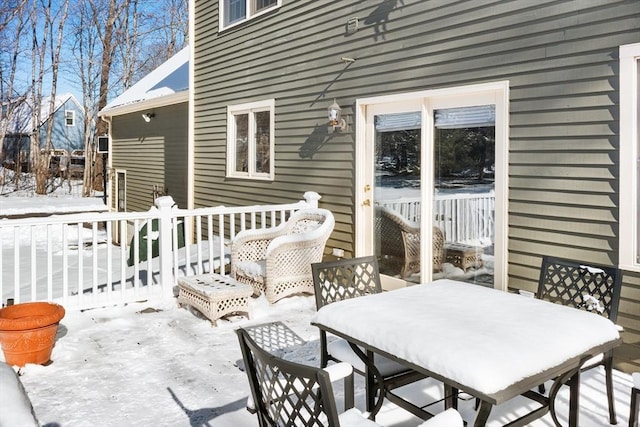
[220,0,280,30]
[226,99,275,180]
[65,110,75,126]
[620,42,640,271]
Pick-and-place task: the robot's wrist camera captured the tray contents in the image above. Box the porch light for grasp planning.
[328,99,346,132]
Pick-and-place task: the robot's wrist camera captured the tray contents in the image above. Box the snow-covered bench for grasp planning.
[0,362,39,426]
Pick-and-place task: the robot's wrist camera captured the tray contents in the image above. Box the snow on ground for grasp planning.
[7,294,635,427]
[0,182,636,427]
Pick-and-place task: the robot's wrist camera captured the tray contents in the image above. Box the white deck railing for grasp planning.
[0,192,320,310]
[378,192,495,245]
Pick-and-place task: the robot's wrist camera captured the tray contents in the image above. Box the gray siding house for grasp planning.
[99,46,189,212]
[188,1,640,371]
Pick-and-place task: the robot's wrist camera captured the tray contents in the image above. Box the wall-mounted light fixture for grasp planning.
[328,99,346,132]
[142,112,155,122]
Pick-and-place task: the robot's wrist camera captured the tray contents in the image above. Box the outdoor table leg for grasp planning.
[567,370,580,427]
[444,384,458,410]
[347,342,385,419]
[366,349,376,412]
[475,400,493,427]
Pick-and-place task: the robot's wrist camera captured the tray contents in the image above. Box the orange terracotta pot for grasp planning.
[0,302,65,367]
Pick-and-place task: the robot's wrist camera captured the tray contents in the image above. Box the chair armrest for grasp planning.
[322,362,353,383]
[231,221,294,264]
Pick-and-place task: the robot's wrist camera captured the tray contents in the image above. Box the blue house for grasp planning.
[2,93,85,168]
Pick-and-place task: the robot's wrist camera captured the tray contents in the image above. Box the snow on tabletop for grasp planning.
[312,279,620,396]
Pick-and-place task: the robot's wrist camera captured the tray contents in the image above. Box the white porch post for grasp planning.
[303,191,321,208]
[155,196,177,299]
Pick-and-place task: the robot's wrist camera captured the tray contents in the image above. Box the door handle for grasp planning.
[362,199,371,207]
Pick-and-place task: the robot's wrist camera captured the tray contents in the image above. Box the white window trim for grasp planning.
[218,0,281,31]
[226,99,275,180]
[65,110,75,126]
[619,42,640,272]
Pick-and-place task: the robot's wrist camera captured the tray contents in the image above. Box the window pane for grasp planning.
[434,106,495,288]
[234,114,248,172]
[225,0,246,25]
[253,0,276,13]
[254,111,270,174]
[374,112,422,281]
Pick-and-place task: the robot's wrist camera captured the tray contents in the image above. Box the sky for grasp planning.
[0,183,636,427]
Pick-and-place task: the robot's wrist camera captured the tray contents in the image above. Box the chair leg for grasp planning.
[603,357,617,425]
[344,372,354,411]
[630,387,639,427]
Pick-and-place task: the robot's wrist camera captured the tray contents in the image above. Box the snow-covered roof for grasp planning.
[100,46,189,116]
[2,93,81,134]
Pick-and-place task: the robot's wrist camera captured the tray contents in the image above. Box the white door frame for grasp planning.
[355,81,510,290]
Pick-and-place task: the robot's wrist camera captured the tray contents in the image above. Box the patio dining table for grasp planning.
[311,279,621,427]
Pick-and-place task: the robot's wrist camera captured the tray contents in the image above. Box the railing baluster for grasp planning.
[29,228,36,301]
[218,213,226,275]
[196,216,203,275]
[76,222,83,307]
[92,223,98,303]
[207,214,214,275]
[47,225,53,301]
[62,224,69,305]
[12,229,20,302]
[120,219,127,300]
[106,221,113,301]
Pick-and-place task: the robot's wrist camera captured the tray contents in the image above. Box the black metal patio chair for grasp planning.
[536,255,622,425]
[311,256,427,415]
[236,326,379,427]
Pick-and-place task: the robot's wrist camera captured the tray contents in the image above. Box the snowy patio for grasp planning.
[10,292,635,427]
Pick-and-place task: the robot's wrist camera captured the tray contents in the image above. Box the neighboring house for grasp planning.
[99,46,189,212]
[184,1,639,371]
[1,93,85,169]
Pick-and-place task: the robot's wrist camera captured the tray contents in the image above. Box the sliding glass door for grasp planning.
[357,83,508,289]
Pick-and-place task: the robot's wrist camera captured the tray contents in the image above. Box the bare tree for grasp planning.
[31,0,70,195]
[69,1,102,197]
[0,0,29,168]
[2,0,189,197]
[29,0,48,194]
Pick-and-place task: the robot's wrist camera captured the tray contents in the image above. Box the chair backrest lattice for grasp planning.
[244,321,306,355]
[312,256,382,310]
[536,256,622,322]
[236,328,341,427]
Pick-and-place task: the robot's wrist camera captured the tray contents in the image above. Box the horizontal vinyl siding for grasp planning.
[194,0,640,370]
[111,103,188,212]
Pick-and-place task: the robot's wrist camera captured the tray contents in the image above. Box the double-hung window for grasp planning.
[620,42,640,271]
[227,99,274,180]
[220,0,280,30]
[65,110,75,126]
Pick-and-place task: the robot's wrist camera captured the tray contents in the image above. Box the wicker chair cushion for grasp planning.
[234,259,267,281]
[291,218,322,234]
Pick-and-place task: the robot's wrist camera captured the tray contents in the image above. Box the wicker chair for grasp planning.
[312,256,427,413]
[536,256,622,425]
[375,206,444,277]
[236,327,378,427]
[231,208,335,304]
